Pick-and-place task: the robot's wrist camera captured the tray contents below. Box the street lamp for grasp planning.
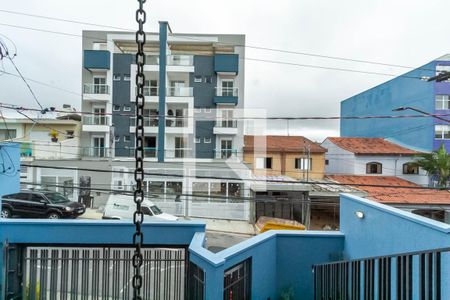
[392,106,450,124]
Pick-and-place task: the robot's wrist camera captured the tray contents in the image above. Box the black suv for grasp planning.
[1,190,86,219]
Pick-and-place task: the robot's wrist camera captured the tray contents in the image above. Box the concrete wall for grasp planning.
[0,143,20,198]
[341,62,435,151]
[322,138,356,174]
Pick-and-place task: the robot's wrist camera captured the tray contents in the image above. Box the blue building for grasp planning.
[1,194,449,299]
[341,55,450,152]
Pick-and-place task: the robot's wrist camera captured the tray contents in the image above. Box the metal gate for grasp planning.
[223,259,251,300]
[20,246,187,300]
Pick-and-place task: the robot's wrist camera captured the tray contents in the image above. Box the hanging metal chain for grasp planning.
[133,0,146,299]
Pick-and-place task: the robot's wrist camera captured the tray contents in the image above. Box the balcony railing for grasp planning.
[215,149,238,159]
[128,147,157,158]
[129,117,159,127]
[313,247,450,299]
[167,55,193,66]
[215,87,238,97]
[165,148,193,158]
[215,120,237,128]
[143,86,159,96]
[83,116,109,126]
[166,117,188,127]
[145,55,159,65]
[82,147,108,158]
[83,84,110,94]
[167,87,193,97]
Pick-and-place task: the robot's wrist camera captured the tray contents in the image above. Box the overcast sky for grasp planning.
[1,0,450,141]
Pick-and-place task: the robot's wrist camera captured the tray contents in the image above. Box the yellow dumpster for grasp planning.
[256,216,306,233]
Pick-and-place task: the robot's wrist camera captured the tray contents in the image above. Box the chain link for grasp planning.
[133,0,146,299]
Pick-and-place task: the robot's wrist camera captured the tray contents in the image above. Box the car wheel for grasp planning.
[1,208,11,218]
[47,212,61,219]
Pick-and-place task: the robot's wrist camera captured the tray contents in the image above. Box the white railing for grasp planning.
[167,87,193,97]
[143,86,159,96]
[129,117,159,127]
[167,55,193,66]
[215,120,237,128]
[215,87,238,97]
[83,84,110,94]
[83,116,109,126]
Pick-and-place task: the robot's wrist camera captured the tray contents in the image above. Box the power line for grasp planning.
[1,102,448,121]
[0,9,438,73]
[0,22,426,81]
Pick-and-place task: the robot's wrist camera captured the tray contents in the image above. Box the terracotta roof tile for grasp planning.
[327,175,450,205]
[244,135,327,153]
[327,137,418,155]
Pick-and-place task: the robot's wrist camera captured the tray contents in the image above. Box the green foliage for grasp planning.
[25,282,40,300]
[414,144,450,188]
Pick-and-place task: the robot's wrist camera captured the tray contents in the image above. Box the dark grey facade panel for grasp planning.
[195,120,215,158]
[191,55,217,109]
[112,53,134,157]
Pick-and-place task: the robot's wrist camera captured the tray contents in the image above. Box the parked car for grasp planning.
[1,190,86,219]
[102,194,178,221]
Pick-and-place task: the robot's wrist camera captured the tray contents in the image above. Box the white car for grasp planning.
[102,194,178,221]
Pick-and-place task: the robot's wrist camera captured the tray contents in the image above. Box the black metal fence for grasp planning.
[313,247,450,300]
[188,262,205,300]
[19,246,187,300]
[223,258,251,300]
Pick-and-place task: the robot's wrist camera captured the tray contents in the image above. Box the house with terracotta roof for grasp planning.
[328,175,450,224]
[321,137,428,186]
[244,135,327,180]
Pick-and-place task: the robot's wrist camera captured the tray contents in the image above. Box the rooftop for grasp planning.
[244,135,327,153]
[328,175,450,205]
[326,137,418,155]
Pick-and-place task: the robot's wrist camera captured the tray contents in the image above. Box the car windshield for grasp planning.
[44,192,70,204]
[150,205,162,215]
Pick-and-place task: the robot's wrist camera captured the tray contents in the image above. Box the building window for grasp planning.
[123,135,130,142]
[403,163,419,174]
[123,105,131,112]
[221,80,234,96]
[194,76,202,83]
[436,65,450,77]
[0,129,17,140]
[220,139,233,159]
[435,125,450,139]
[255,157,272,169]
[113,105,121,111]
[20,166,28,179]
[204,137,211,143]
[295,158,312,170]
[366,162,382,174]
[325,159,329,165]
[194,137,201,143]
[204,76,213,83]
[114,135,120,142]
[124,74,131,81]
[435,95,450,110]
[113,74,121,81]
[204,108,211,113]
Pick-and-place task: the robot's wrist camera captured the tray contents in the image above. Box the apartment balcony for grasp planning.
[83,50,110,71]
[165,148,193,159]
[131,86,193,103]
[214,148,239,159]
[82,116,110,132]
[213,120,238,135]
[82,84,110,102]
[214,54,239,75]
[128,147,158,158]
[213,87,238,105]
[129,117,158,133]
[167,55,194,73]
[81,147,109,158]
[167,87,193,97]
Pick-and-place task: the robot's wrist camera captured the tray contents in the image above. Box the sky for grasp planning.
[1,0,450,141]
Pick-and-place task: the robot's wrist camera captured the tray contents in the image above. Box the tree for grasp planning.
[414,144,450,188]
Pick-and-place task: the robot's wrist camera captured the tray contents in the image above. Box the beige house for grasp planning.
[243,135,327,180]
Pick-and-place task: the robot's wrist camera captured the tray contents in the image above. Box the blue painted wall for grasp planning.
[158,21,168,162]
[214,54,239,74]
[0,143,20,198]
[341,62,435,151]
[83,50,111,70]
[189,231,344,299]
